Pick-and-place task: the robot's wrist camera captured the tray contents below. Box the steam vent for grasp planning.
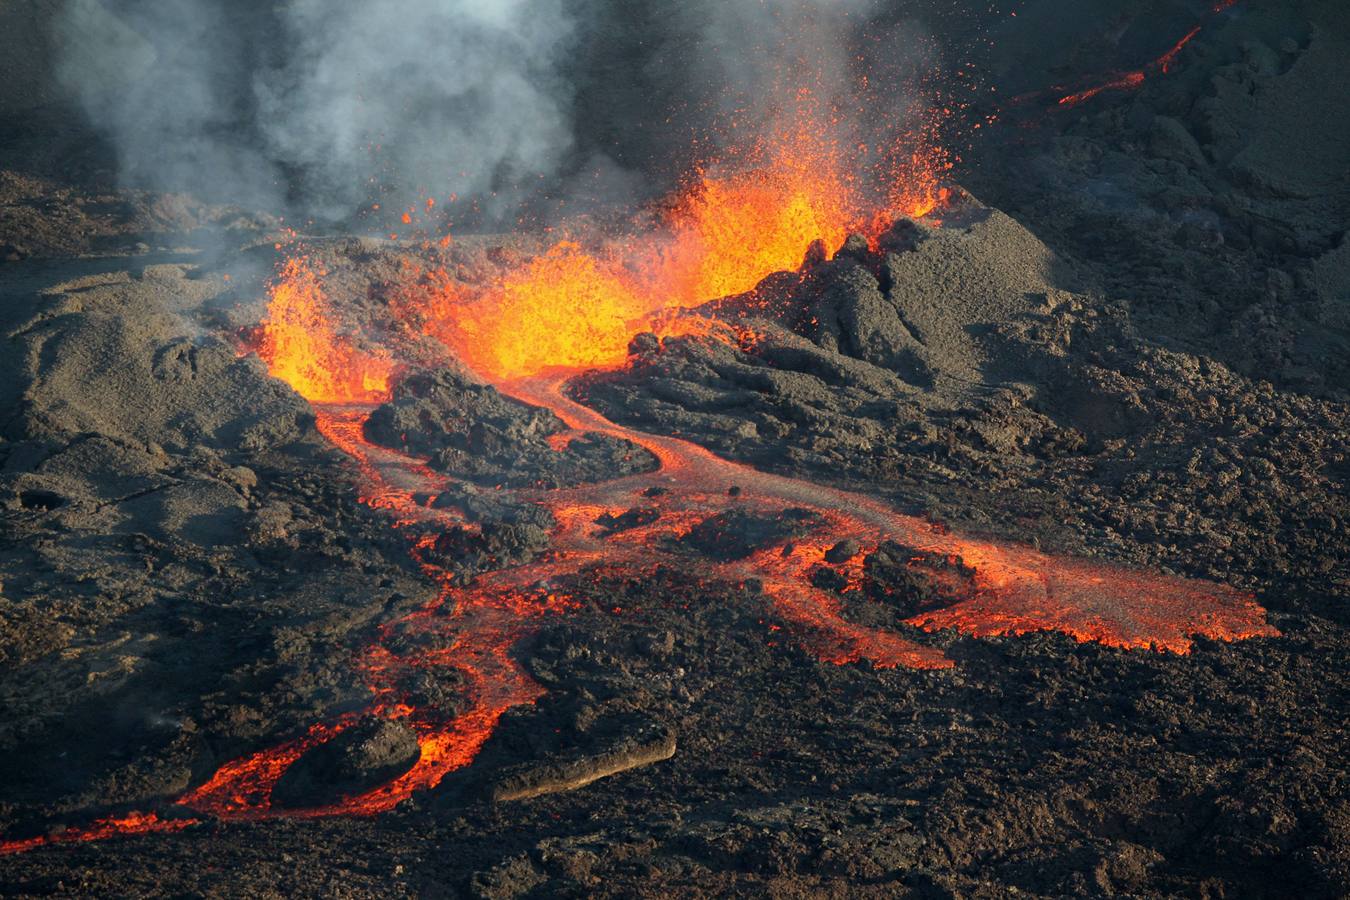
[2,0,1347,895]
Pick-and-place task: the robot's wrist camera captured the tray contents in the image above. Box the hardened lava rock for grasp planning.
[364,367,658,487]
[863,541,978,617]
[677,508,824,561]
[271,716,421,809]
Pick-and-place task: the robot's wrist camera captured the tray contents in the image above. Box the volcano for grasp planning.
[1,0,1348,896]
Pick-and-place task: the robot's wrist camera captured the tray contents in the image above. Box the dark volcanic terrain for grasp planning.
[1,1,1347,897]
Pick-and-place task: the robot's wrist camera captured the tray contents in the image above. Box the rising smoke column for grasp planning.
[54,0,578,223]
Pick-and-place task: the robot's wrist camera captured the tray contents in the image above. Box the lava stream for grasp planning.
[1056,2,1239,107]
[505,376,1277,656]
[0,45,1279,852]
[0,278,1280,856]
[0,341,1279,856]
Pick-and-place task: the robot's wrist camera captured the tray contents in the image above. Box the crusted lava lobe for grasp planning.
[364,367,658,488]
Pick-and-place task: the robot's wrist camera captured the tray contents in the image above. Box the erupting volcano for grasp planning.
[420,116,950,382]
[0,90,1282,855]
[9,2,1348,893]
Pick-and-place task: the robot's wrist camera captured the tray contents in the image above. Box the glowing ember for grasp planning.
[259,258,394,403]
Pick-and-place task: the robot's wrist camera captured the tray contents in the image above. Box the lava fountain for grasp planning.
[418,115,948,382]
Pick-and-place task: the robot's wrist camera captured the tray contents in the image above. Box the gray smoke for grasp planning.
[51,0,934,227]
[54,0,577,223]
[255,0,575,221]
[567,0,931,186]
[687,0,882,119]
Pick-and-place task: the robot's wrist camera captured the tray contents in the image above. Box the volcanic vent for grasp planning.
[205,186,1280,823]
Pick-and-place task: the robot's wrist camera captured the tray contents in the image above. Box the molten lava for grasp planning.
[1056,3,1238,107]
[424,241,718,381]
[259,258,394,403]
[418,121,947,381]
[0,53,1277,857]
[0,812,193,855]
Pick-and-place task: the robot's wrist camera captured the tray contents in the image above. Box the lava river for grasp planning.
[0,352,1279,854]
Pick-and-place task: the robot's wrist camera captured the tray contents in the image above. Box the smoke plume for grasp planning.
[52,0,935,228]
[55,0,576,224]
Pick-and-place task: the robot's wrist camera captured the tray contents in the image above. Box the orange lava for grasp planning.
[0,812,194,856]
[421,241,720,380]
[127,407,552,825]
[747,539,952,670]
[1057,11,1226,107]
[502,376,1275,661]
[1,46,1280,855]
[415,115,947,381]
[1059,70,1147,107]
[903,548,1277,653]
[258,258,394,403]
[643,121,945,307]
[1159,26,1203,74]
[0,347,1278,857]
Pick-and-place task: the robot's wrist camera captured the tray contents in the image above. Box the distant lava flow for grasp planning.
[1056,1,1242,107]
[0,106,1277,858]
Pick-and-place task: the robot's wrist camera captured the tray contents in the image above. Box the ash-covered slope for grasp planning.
[965,0,1350,395]
[0,260,434,831]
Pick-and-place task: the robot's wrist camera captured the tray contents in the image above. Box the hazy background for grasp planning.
[25,0,976,231]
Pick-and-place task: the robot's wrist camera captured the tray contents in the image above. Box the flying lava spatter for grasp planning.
[420,115,949,381]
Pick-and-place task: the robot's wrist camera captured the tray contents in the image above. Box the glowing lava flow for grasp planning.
[0,261,1278,858]
[0,77,1277,857]
[502,377,1278,657]
[257,258,394,403]
[176,406,555,821]
[0,405,563,853]
[1056,3,1235,108]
